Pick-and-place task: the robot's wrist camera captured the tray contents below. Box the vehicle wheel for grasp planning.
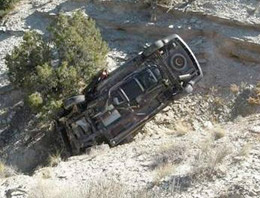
[64,95,85,110]
[143,40,164,57]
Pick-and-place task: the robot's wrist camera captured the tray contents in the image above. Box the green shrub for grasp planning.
[49,11,108,84]
[6,31,52,89]
[0,0,14,10]
[0,0,20,18]
[5,11,109,121]
[28,92,43,109]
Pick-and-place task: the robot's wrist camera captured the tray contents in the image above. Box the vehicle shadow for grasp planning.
[0,98,61,173]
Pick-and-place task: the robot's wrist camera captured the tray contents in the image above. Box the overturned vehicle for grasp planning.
[57,34,203,155]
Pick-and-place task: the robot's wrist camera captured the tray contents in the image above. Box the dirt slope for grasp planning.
[1,114,260,197]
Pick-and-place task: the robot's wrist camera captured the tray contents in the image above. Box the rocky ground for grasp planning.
[0,0,260,197]
[1,113,260,198]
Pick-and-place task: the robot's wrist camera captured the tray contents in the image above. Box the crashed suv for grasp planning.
[57,34,203,155]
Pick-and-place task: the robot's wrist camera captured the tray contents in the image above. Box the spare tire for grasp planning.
[64,95,85,110]
[143,40,164,57]
[170,53,187,71]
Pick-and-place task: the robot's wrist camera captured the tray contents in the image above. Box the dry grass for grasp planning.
[48,151,62,167]
[192,142,231,180]
[157,0,186,7]
[28,179,165,198]
[153,162,175,185]
[153,141,186,167]
[174,121,191,136]
[40,168,52,179]
[28,179,125,198]
[145,0,184,6]
[211,125,226,140]
[159,141,176,152]
[150,142,185,186]
[209,86,219,94]
[247,82,260,105]
[230,84,240,94]
[213,96,225,107]
[247,96,260,105]
[166,120,191,136]
[0,161,17,178]
[238,143,252,157]
[213,146,231,165]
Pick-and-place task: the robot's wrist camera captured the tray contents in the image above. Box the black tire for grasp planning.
[143,40,164,57]
[64,95,85,110]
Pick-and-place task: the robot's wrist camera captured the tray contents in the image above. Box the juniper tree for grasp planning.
[5,11,109,120]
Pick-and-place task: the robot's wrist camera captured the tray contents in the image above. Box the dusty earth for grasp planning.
[0,0,260,197]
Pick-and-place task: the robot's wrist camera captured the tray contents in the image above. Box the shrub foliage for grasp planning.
[0,0,16,10]
[0,0,19,18]
[5,11,109,120]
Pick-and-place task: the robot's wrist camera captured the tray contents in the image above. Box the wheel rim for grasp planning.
[170,54,187,71]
